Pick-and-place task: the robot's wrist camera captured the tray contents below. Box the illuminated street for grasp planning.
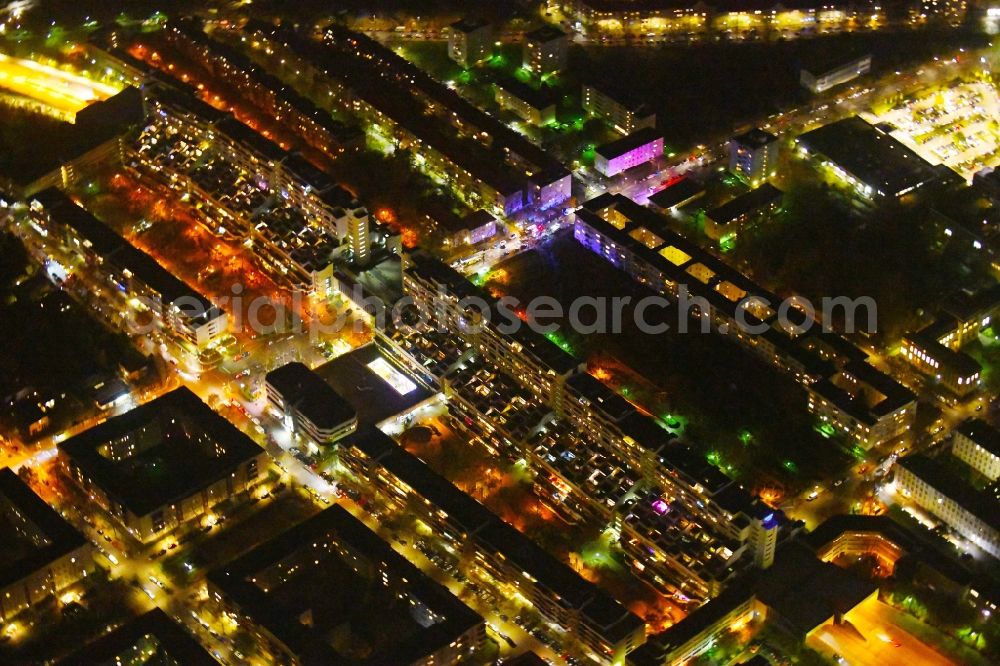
[1,2,1000,665]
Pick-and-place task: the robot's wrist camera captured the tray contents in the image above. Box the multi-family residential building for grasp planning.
[894,454,1000,559]
[494,77,559,126]
[902,319,982,397]
[448,19,494,67]
[24,189,229,349]
[582,83,656,135]
[953,419,1000,482]
[572,193,915,450]
[807,360,918,451]
[900,284,1000,396]
[594,127,663,177]
[59,388,267,543]
[0,87,144,201]
[206,505,487,666]
[523,25,569,76]
[163,19,365,163]
[378,252,797,600]
[631,543,878,665]
[59,609,218,665]
[705,183,783,242]
[211,19,571,217]
[338,426,647,663]
[134,82,382,291]
[0,470,95,622]
[265,362,358,446]
[562,1,886,39]
[728,128,779,184]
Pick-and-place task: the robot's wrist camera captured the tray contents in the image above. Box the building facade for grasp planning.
[0,470,95,622]
[953,419,1000,482]
[729,128,779,184]
[582,84,656,135]
[594,128,663,177]
[448,19,494,67]
[894,455,1000,559]
[265,362,359,446]
[523,26,569,76]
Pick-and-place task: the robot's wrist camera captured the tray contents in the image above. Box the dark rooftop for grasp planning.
[450,18,490,33]
[956,418,1000,460]
[732,128,778,149]
[942,283,1000,323]
[314,345,431,427]
[59,387,262,517]
[629,576,757,665]
[31,189,215,314]
[494,76,559,111]
[903,329,981,378]
[0,469,88,592]
[756,543,877,635]
[595,127,663,161]
[582,81,655,117]
[797,116,941,198]
[502,652,550,666]
[74,86,145,135]
[525,25,567,43]
[647,177,705,210]
[804,514,1000,604]
[346,427,643,642]
[897,454,1000,532]
[565,372,634,422]
[266,362,357,431]
[58,609,217,666]
[406,252,581,375]
[207,504,482,666]
[707,183,783,226]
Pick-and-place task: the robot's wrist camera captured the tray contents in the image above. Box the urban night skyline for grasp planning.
[1,1,1000,665]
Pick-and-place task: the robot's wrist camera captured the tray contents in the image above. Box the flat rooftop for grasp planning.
[797,116,941,198]
[59,387,263,517]
[811,359,915,425]
[756,543,877,635]
[450,18,490,33]
[800,49,871,76]
[314,345,432,427]
[707,183,783,226]
[207,504,482,665]
[525,25,567,43]
[583,81,655,117]
[494,77,559,111]
[898,454,1000,532]
[647,177,705,210]
[804,514,1000,604]
[579,0,848,12]
[58,608,216,666]
[595,127,662,161]
[31,189,215,313]
[576,194,913,423]
[956,418,1000,459]
[732,128,777,149]
[266,362,357,430]
[406,252,581,375]
[0,469,87,591]
[629,576,757,665]
[345,427,644,644]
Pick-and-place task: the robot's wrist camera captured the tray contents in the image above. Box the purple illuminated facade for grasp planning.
[594,128,664,177]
